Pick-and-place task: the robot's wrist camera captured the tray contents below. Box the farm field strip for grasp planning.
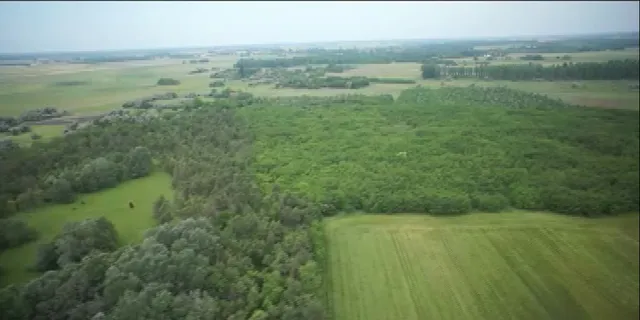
[324,214,639,320]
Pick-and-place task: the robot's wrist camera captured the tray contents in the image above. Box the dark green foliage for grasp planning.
[156,78,181,86]
[152,195,172,224]
[368,77,416,84]
[125,146,152,179]
[188,68,209,75]
[240,87,638,216]
[33,242,58,272]
[33,217,119,271]
[520,54,545,61]
[421,63,440,79]
[209,80,225,88]
[122,92,178,109]
[0,218,37,251]
[53,80,90,87]
[46,177,76,204]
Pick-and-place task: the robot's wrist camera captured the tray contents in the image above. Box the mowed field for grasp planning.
[325,212,639,320]
[0,56,239,116]
[0,171,173,286]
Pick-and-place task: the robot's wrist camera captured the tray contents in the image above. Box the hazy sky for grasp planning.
[0,1,638,53]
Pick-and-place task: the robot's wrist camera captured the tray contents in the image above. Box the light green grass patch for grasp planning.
[0,171,173,286]
[0,124,66,147]
[325,212,639,320]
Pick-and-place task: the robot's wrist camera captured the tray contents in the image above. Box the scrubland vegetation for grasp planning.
[0,33,638,320]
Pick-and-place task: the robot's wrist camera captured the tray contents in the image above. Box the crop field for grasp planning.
[0,171,172,286]
[0,56,239,116]
[324,212,640,320]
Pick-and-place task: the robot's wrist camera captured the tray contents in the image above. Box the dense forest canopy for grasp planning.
[239,87,639,216]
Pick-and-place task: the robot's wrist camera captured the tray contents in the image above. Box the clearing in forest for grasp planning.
[324,212,639,320]
[0,171,173,286]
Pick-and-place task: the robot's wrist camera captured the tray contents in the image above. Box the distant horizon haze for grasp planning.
[0,1,638,54]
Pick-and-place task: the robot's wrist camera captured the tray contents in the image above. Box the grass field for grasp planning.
[0,124,66,146]
[0,56,239,116]
[461,48,640,66]
[422,79,640,110]
[324,212,639,320]
[0,171,172,286]
[0,50,637,117]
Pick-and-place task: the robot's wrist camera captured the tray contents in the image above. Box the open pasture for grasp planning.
[0,56,239,116]
[0,171,173,286]
[325,212,640,320]
[0,124,66,147]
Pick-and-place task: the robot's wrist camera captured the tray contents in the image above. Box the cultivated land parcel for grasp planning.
[325,213,639,320]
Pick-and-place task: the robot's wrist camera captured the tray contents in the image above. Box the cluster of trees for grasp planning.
[6,145,152,212]
[240,87,638,217]
[0,113,162,217]
[278,75,371,89]
[33,217,119,272]
[0,218,37,252]
[0,100,326,320]
[209,80,225,88]
[1,108,70,134]
[121,92,179,109]
[368,77,416,84]
[421,59,640,81]
[188,68,209,75]
[188,59,210,64]
[156,78,181,86]
[519,54,545,61]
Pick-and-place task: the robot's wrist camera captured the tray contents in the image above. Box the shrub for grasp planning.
[157,78,181,86]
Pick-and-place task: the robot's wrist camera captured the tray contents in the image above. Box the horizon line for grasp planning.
[1,29,638,56]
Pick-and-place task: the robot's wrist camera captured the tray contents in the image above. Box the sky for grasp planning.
[0,1,638,53]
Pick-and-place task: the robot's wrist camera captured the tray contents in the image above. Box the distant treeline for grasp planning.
[421,59,640,81]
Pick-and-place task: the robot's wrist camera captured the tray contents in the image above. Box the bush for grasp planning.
[51,217,118,268]
[209,80,225,88]
[0,218,38,251]
[472,194,510,212]
[157,78,181,86]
